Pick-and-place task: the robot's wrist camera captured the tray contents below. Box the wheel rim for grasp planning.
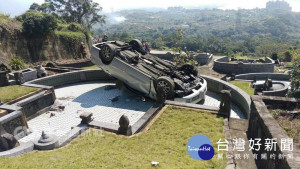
[102,46,111,60]
[158,81,170,94]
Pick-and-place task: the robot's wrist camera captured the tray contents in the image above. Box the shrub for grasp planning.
[288,60,300,98]
[9,57,27,70]
[67,22,85,32]
[55,31,86,58]
[19,11,57,37]
[271,53,278,60]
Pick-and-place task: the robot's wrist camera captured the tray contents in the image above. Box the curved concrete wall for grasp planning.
[235,73,290,81]
[202,75,251,119]
[262,82,289,97]
[25,69,113,87]
[213,56,275,75]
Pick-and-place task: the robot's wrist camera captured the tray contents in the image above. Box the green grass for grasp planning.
[285,62,294,67]
[0,85,39,103]
[230,81,254,95]
[274,66,288,73]
[0,106,226,169]
[82,65,99,70]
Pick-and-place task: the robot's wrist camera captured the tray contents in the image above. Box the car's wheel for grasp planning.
[181,63,198,76]
[99,44,116,65]
[156,76,175,99]
[129,39,146,55]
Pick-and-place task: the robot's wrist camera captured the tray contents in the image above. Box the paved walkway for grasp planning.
[228,118,257,169]
[199,91,246,119]
[20,81,154,143]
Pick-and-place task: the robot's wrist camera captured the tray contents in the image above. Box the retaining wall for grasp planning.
[213,56,275,75]
[202,75,251,119]
[15,91,55,118]
[248,96,300,169]
[261,96,300,110]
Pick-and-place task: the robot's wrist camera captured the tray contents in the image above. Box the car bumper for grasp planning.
[174,79,207,103]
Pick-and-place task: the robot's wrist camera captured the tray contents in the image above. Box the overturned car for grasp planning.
[91,39,207,103]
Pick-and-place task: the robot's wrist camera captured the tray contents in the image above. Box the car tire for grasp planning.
[181,63,198,76]
[129,39,146,55]
[156,76,175,99]
[100,44,116,65]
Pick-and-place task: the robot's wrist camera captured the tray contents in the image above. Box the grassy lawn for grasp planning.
[82,65,99,70]
[0,85,39,103]
[230,81,254,95]
[0,106,226,169]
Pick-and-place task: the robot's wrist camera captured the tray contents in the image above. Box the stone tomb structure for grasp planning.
[213,56,275,74]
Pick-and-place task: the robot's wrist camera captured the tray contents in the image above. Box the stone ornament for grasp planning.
[117,115,132,136]
[33,131,59,150]
[36,65,48,78]
[219,90,232,118]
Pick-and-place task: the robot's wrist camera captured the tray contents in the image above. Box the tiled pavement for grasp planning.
[19,81,154,143]
[200,91,245,119]
[19,81,245,143]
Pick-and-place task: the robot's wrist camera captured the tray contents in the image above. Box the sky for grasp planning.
[0,0,300,16]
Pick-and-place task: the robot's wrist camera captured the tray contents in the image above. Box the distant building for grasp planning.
[266,0,292,11]
[167,7,185,11]
[181,25,190,29]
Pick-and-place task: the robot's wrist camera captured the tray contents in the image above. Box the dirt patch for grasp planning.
[270,109,300,149]
[197,56,225,78]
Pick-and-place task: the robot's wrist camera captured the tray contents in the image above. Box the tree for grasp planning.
[18,11,58,37]
[288,60,300,98]
[31,0,105,30]
[30,3,54,13]
[283,50,293,62]
[271,53,278,60]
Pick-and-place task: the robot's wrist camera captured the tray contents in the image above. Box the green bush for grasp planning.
[67,22,85,32]
[19,11,57,37]
[9,57,27,70]
[55,31,86,58]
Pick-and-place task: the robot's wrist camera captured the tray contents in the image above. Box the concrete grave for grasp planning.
[0,71,9,87]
